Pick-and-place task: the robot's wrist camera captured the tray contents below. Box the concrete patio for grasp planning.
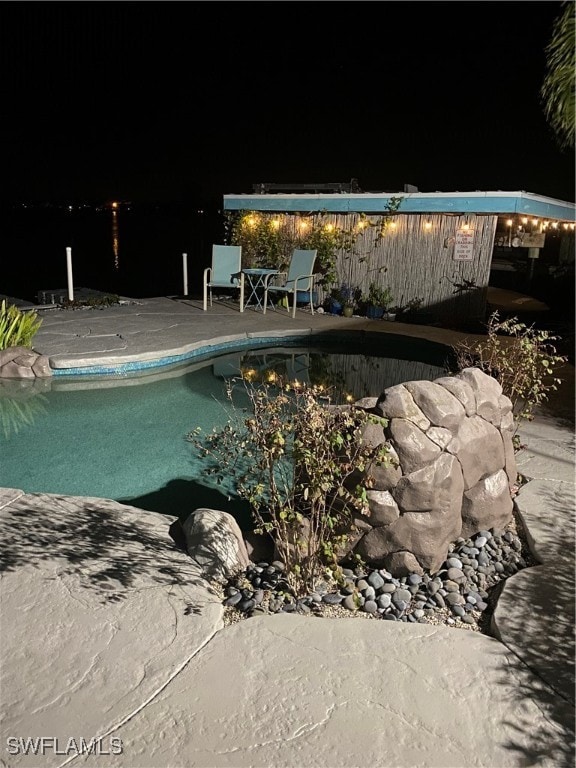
[0,297,574,767]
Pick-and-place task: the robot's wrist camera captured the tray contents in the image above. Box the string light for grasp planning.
[424,220,432,230]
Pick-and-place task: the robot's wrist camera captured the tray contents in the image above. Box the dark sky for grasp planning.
[1,1,574,205]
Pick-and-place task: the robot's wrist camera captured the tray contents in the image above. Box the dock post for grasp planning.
[66,247,74,302]
[182,252,188,296]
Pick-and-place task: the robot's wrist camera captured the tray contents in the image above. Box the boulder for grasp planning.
[376,384,430,430]
[461,470,514,538]
[387,418,441,474]
[447,415,505,490]
[354,454,464,573]
[363,490,400,527]
[435,375,477,416]
[403,380,466,433]
[182,508,250,583]
[383,551,424,577]
[458,368,503,426]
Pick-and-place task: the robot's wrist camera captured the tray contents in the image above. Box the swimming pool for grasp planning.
[0,335,450,523]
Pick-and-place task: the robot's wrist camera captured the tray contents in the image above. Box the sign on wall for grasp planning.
[520,232,546,248]
[453,228,475,261]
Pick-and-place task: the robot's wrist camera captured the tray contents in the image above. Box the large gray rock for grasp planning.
[355,454,463,572]
[383,550,424,576]
[388,418,441,474]
[362,445,402,490]
[461,469,514,537]
[435,375,477,416]
[458,367,504,425]
[183,508,250,583]
[403,380,466,433]
[376,384,430,429]
[447,415,505,489]
[0,346,53,379]
[346,369,516,575]
[392,453,464,514]
[363,489,400,527]
[1,360,36,378]
[358,420,387,449]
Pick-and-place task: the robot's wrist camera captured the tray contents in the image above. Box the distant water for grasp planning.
[2,204,225,303]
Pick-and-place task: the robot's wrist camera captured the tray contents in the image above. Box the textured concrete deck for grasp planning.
[0,297,574,767]
[23,295,488,372]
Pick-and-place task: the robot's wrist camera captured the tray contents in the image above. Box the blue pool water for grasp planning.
[0,337,449,523]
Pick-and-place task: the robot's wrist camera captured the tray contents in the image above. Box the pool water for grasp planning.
[0,337,449,523]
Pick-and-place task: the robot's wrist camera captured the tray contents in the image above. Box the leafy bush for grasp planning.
[452,311,568,422]
[0,300,43,351]
[365,283,393,308]
[189,378,391,594]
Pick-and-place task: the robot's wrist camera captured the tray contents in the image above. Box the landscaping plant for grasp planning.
[452,311,567,423]
[189,378,391,595]
[0,300,42,351]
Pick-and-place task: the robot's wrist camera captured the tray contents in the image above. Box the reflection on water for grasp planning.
[0,340,448,505]
[111,208,120,269]
[0,379,49,439]
[234,346,445,404]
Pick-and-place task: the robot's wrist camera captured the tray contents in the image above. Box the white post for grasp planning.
[182,252,188,296]
[66,247,74,301]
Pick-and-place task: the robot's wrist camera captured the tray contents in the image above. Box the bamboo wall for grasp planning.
[263,212,498,320]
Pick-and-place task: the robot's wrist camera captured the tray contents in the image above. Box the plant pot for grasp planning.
[342,305,354,317]
[366,305,384,320]
[329,299,342,315]
[296,290,319,305]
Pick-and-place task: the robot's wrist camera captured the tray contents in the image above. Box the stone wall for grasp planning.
[348,367,517,575]
[0,347,52,378]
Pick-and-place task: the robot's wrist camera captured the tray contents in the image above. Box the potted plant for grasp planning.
[328,284,359,316]
[364,283,393,320]
[342,285,362,317]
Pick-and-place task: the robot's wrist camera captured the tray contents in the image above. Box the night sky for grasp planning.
[1,1,574,205]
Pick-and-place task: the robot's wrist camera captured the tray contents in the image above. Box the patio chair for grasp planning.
[203,245,244,311]
[262,248,318,318]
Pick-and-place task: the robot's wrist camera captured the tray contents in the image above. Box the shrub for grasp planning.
[365,283,393,308]
[189,378,391,594]
[61,294,120,309]
[451,311,568,423]
[0,300,43,351]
